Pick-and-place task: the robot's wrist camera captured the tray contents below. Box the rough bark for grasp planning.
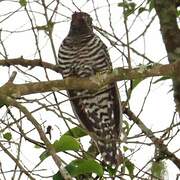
[0,61,179,97]
[154,0,180,114]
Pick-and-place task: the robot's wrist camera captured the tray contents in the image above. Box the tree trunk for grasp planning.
[154,0,180,114]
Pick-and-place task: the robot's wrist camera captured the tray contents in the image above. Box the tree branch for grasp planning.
[0,60,179,98]
[0,58,60,72]
[0,95,72,180]
[0,141,35,180]
[124,107,180,169]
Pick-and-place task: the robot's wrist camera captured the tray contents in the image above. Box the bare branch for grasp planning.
[124,107,180,169]
[0,95,72,180]
[0,141,35,180]
[0,58,60,72]
[7,71,17,83]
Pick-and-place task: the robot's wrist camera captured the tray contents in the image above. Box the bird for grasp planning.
[58,12,123,167]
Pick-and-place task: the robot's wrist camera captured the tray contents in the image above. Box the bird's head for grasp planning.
[69,12,93,36]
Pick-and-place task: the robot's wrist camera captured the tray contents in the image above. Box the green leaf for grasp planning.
[107,165,117,177]
[53,172,64,180]
[40,151,49,161]
[127,78,144,100]
[0,101,5,108]
[132,78,144,89]
[118,1,136,17]
[36,25,48,31]
[123,146,129,152]
[67,159,103,177]
[64,127,87,138]
[36,21,55,33]
[34,144,41,149]
[53,159,103,179]
[148,0,155,12]
[177,10,180,17]
[47,21,54,32]
[125,159,134,177]
[40,135,80,161]
[151,161,166,179]
[54,135,80,152]
[129,2,136,11]
[118,2,126,7]
[19,0,27,7]
[3,132,12,141]
[153,76,170,84]
[138,7,147,15]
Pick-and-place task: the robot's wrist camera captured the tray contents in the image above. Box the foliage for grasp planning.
[64,126,87,138]
[118,1,136,17]
[40,135,80,161]
[3,132,12,141]
[124,158,135,178]
[151,161,167,179]
[53,159,103,179]
[19,0,27,7]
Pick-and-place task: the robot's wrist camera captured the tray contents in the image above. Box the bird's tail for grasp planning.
[97,139,122,167]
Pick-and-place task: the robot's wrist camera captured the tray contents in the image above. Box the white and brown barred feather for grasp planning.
[58,12,122,167]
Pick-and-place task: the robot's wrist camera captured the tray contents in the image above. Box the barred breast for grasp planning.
[58,32,122,166]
